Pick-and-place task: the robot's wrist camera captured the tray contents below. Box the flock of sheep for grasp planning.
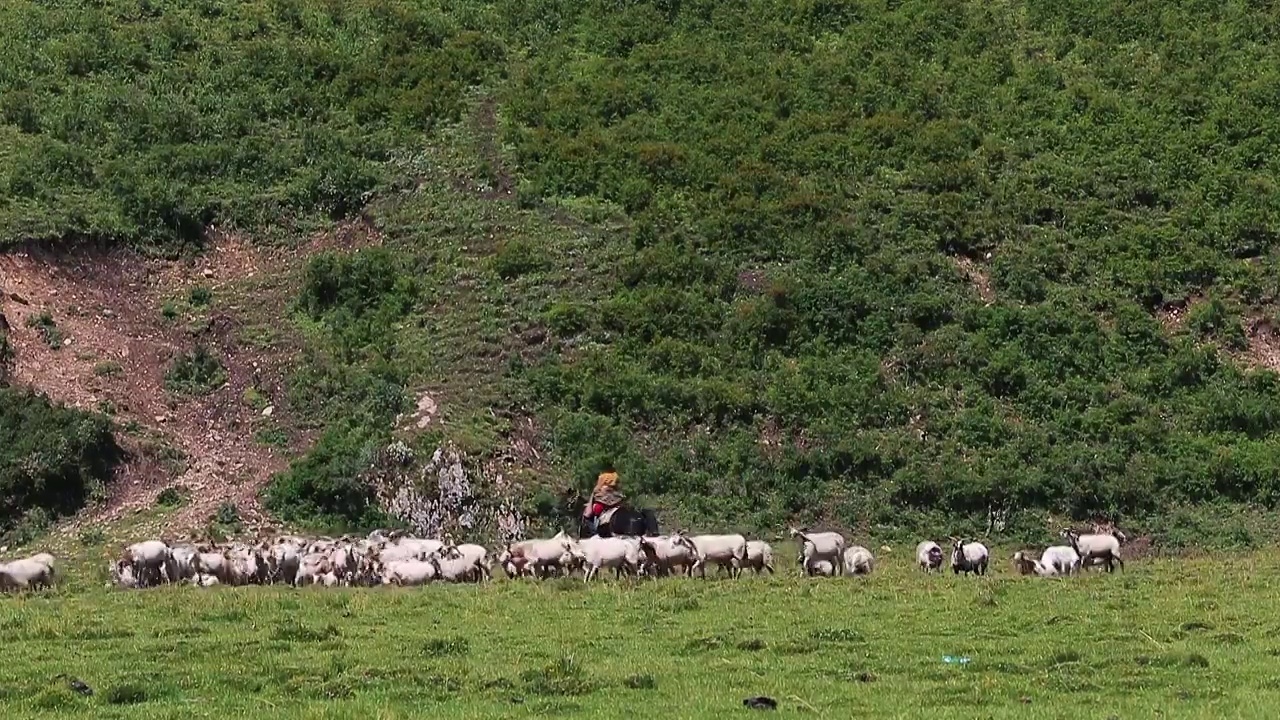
[0,524,1127,592]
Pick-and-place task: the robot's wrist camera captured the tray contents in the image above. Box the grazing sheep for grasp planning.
[843,545,875,575]
[950,538,989,576]
[916,541,944,573]
[744,541,775,575]
[1062,529,1124,572]
[0,558,55,591]
[789,528,846,576]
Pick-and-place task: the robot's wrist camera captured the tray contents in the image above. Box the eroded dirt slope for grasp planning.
[0,223,380,536]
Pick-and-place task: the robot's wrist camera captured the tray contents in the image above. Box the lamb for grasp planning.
[789,528,846,576]
[950,538,989,576]
[744,540,775,575]
[687,534,748,578]
[1011,551,1040,576]
[843,545,875,575]
[1062,529,1124,572]
[916,541,944,573]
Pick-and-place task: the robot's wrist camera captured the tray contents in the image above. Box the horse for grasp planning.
[578,505,659,539]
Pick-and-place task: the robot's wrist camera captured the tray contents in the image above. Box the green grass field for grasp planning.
[3,548,1277,719]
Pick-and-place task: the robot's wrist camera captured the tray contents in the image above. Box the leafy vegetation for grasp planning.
[3,550,1280,717]
[0,0,505,251]
[164,346,227,395]
[24,312,64,349]
[0,387,121,542]
[5,0,1280,538]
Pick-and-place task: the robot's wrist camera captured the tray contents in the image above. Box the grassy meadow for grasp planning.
[2,547,1279,719]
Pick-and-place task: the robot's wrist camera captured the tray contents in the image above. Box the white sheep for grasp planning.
[382,559,439,586]
[1040,544,1082,576]
[121,540,175,587]
[1062,529,1124,572]
[916,541,944,572]
[789,528,846,576]
[687,534,748,578]
[637,534,696,577]
[950,538,989,576]
[570,537,642,581]
[0,558,55,591]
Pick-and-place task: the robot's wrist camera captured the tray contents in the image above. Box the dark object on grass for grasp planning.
[743,696,777,710]
[53,674,93,696]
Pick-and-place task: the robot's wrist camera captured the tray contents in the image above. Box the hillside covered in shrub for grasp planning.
[4,0,1280,541]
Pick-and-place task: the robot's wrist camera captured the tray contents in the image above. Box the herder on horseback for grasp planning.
[581,468,625,536]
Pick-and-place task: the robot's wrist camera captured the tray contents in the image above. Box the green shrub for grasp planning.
[25,312,63,349]
[492,239,550,279]
[264,427,389,529]
[164,346,227,395]
[188,286,212,307]
[0,388,122,539]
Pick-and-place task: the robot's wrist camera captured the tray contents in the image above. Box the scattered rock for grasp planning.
[262,405,274,417]
[62,337,73,346]
[5,292,26,305]
[155,415,167,423]
[102,309,115,318]
[202,269,214,279]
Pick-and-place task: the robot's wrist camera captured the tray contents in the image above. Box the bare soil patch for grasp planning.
[0,220,381,535]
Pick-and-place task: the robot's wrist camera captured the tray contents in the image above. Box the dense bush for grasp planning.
[0,0,505,250]
[263,425,391,531]
[12,0,1280,540]
[0,388,122,540]
[494,0,1280,535]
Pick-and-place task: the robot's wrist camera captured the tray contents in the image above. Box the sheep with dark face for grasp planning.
[916,541,944,573]
[950,538,989,576]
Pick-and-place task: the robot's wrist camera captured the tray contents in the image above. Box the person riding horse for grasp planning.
[582,470,625,535]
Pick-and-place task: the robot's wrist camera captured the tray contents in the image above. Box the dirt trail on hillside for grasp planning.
[0,222,380,536]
